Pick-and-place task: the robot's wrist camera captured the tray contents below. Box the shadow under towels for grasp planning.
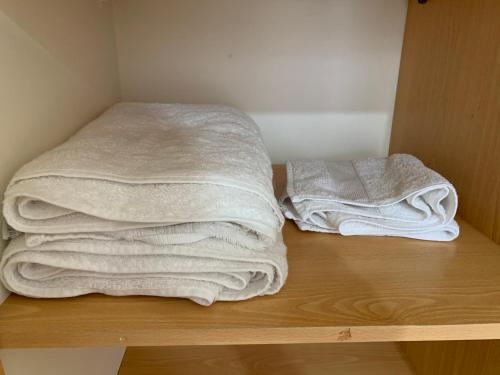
[280,155,459,241]
[1,103,287,305]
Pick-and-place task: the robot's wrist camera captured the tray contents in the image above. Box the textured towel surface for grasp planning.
[1,103,287,305]
[281,155,459,241]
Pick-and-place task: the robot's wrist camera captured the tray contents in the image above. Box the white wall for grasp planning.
[113,0,407,162]
[0,0,124,373]
[0,347,125,375]
[0,0,121,301]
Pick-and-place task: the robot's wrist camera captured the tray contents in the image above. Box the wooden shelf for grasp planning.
[118,343,414,375]
[1,166,500,348]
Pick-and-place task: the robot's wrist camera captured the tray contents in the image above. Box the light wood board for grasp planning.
[391,0,500,372]
[118,343,413,375]
[390,0,500,244]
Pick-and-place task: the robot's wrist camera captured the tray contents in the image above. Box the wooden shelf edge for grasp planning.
[3,323,500,349]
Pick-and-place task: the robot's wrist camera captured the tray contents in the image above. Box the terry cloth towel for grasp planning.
[280,155,459,241]
[1,103,287,306]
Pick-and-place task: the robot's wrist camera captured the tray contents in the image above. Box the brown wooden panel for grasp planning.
[400,340,500,375]
[391,0,500,244]
[392,0,500,373]
[118,343,414,375]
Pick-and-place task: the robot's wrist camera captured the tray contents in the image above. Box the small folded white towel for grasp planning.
[280,155,459,241]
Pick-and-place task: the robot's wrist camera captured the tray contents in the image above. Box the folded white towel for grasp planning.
[280,155,459,241]
[2,234,287,306]
[1,103,287,305]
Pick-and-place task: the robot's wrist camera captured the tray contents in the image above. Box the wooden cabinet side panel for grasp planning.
[390,0,500,244]
[393,1,500,373]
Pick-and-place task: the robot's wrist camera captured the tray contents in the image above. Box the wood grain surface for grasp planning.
[390,0,500,244]
[391,0,500,372]
[118,343,413,375]
[0,166,500,348]
[400,340,500,375]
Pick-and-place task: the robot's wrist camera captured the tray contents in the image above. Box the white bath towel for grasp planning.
[1,103,287,305]
[280,155,459,241]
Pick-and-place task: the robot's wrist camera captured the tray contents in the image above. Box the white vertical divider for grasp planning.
[0,347,126,375]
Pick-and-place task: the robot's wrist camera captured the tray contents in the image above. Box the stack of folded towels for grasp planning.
[280,156,459,241]
[1,103,287,305]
